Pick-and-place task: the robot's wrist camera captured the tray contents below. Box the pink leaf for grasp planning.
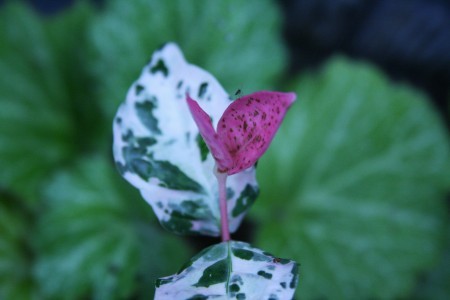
[187,91,296,175]
[186,94,233,171]
[217,91,296,174]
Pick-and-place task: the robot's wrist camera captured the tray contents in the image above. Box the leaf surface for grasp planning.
[155,241,298,299]
[89,0,286,121]
[34,157,192,299]
[186,94,233,171]
[254,58,450,299]
[0,196,35,299]
[0,3,99,201]
[113,44,260,236]
[411,223,450,300]
[217,91,296,175]
[187,91,296,175]
[114,44,259,236]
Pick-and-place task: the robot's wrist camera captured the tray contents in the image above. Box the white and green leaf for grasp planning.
[155,241,298,300]
[113,43,259,236]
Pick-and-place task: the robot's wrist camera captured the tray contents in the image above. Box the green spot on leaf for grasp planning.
[135,99,161,135]
[122,130,157,149]
[226,188,234,200]
[150,58,168,77]
[186,295,208,300]
[229,283,240,293]
[232,248,253,260]
[122,146,204,193]
[290,264,299,289]
[136,137,157,147]
[155,277,174,288]
[202,243,227,261]
[196,133,209,161]
[257,270,273,279]
[194,259,229,288]
[135,84,144,95]
[232,184,259,217]
[177,244,226,274]
[161,214,193,235]
[198,82,208,98]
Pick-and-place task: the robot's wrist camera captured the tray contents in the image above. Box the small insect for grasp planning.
[232,88,243,100]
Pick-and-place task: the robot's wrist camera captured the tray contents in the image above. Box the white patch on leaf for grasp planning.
[113,43,258,236]
[155,241,299,300]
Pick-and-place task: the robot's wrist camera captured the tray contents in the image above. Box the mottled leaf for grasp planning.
[155,241,298,299]
[254,58,450,299]
[113,44,259,236]
[34,157,192,299]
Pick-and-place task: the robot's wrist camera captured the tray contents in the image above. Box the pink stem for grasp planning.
[215,168,230,241]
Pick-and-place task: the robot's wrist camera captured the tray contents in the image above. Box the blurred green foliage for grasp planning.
[412,223,450,300]
[254,58,450,299]
[0,2,92,202]
[0,0,449,299]
[0,195,34,300]
[34,157,191,299]
[88,0,286,123]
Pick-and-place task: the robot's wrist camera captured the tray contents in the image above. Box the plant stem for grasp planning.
[215,168,230,242]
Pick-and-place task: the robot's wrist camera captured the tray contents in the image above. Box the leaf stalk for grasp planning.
[215,167,230,241]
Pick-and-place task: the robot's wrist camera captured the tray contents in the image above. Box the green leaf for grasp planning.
[253,58,450,299]
[155,241,298,299]
[0,195,35,300]
[0,2,100,202]
[34,156,192,299]
[411,223,450,300]
[113,44,259,236]
[88,0,286,121]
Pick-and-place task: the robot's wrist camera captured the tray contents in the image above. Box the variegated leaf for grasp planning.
[113,43,259,236]
[155,241,299,299]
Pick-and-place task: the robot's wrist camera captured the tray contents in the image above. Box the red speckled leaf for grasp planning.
[217,91,296,174]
